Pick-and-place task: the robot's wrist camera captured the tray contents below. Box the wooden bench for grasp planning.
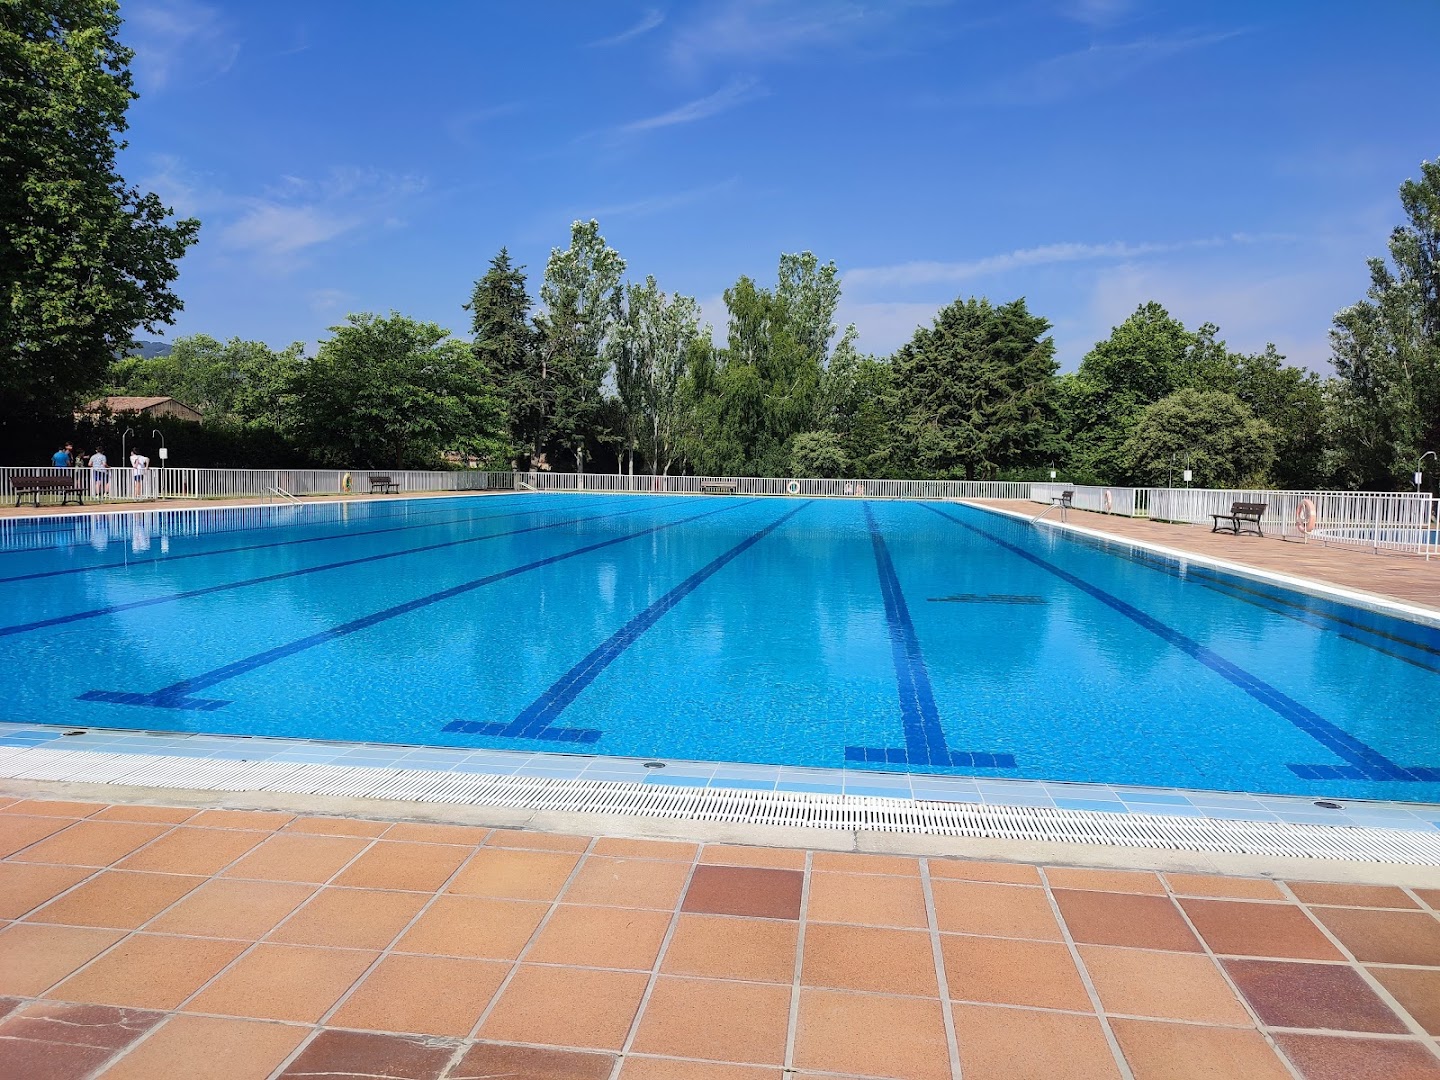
[1211,501,1266,536]
[700,480,738,494]
[368,475,400,494]
[11,475,85,508]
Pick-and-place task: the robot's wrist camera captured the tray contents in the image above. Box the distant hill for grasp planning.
[126,340,172,359]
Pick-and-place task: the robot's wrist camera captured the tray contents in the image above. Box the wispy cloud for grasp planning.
[144,158,426,266]
[589,8,666,47]
[307,287,354,314]
[668,0,875,72]
[844,234,1281,290]
[585,178,739,219]
[618,78,767,133]
[973,30,1242,105]
[444,103,525,146]
[219,169,425,260]
[125,0,239,91]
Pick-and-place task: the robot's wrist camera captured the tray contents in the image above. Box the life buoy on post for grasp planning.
[786,480,801,495]
[342,472,352,493]
[1296,498,1318,534]
[1103,489,1113,512]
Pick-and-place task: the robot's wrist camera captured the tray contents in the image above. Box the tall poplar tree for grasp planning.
[608,276,703,476]
[537,220,625,472]
[1329,157,1440,489]
[1,0,199,427]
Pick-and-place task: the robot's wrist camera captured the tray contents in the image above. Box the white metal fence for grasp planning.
[1031,482,1438,558]
[0,466,514,505]
[3,465,1435,557]
[514,471,1033,500]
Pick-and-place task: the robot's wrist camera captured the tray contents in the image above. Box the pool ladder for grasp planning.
[1033,501,1068,525]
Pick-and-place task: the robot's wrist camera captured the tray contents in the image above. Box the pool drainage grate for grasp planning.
[1,746,1438,863]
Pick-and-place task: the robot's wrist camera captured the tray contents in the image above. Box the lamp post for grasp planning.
[120,427,134,466]
[1417,451,1436,492]
[152,429,167,468]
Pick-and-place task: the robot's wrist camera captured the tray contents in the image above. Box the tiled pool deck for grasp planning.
[2,796,1439,1079]
[4,722,1438,837]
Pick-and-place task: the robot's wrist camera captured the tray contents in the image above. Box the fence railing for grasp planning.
[514,472,1033,500]
[1030,482,1438,558]
[3,466,1434,558]
[0,466,515,505]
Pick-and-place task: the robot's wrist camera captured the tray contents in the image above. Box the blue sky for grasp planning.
[120,0,1438,372]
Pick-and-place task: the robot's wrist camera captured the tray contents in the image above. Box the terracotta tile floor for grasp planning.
[2,797,1439,1079]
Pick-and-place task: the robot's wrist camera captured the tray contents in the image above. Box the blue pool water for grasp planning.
[2,493,1439,802]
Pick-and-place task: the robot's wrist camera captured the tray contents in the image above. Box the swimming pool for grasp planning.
[3,493,1438,803]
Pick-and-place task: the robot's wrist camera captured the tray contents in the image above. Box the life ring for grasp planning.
[786,480,801,495]
[1296,498,1318,533]
[341,472,352,493]
[1103,489,1113,512]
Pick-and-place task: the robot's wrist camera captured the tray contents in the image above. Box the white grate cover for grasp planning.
[3,747,1438,864]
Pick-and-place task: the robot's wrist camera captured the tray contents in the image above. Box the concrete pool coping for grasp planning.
[3,725,1439,881]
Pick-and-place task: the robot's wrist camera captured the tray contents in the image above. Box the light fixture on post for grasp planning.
[1183,455,1192,487]
[1417,450,1436,492]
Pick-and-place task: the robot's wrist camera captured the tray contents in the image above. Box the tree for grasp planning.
[537,220,625,472]
[466,249,535,467]
[1122,389,1275,487]
[789,431,848,478]
[1328,157,1440,489]
[688,252,840,476]
[1229,344,1326,488]
[0,0,199,426]
[109,335,303,426]
[895,296,1058,480]
[814,328,899,477]
[289,313,505,468]
[608,276,703,475]
[1061,303,1198,481]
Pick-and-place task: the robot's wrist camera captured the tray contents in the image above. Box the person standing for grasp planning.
[51,443,72,468]
[90,447,109,498]
[130,449,149,498]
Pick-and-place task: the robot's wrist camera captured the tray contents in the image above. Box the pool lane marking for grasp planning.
[78,499,760,711]
[451,501,815,745]
[0,498,653,641]
[844,503,1017,771]
[923,504,1438,783]
[1082,535,1440,663]
[0,496,623,585]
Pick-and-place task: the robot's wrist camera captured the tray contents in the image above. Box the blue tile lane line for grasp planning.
[927,504,1439,783]
[1120,548,1440,672]
[77,499,759,712]
[448,502,812,745]
[0,497,605,585]
[2,498,652,641]
[845,504,1017,771]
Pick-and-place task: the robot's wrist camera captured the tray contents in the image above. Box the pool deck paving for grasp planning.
[2,796,1439,1080]
[969,498,1440,613]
